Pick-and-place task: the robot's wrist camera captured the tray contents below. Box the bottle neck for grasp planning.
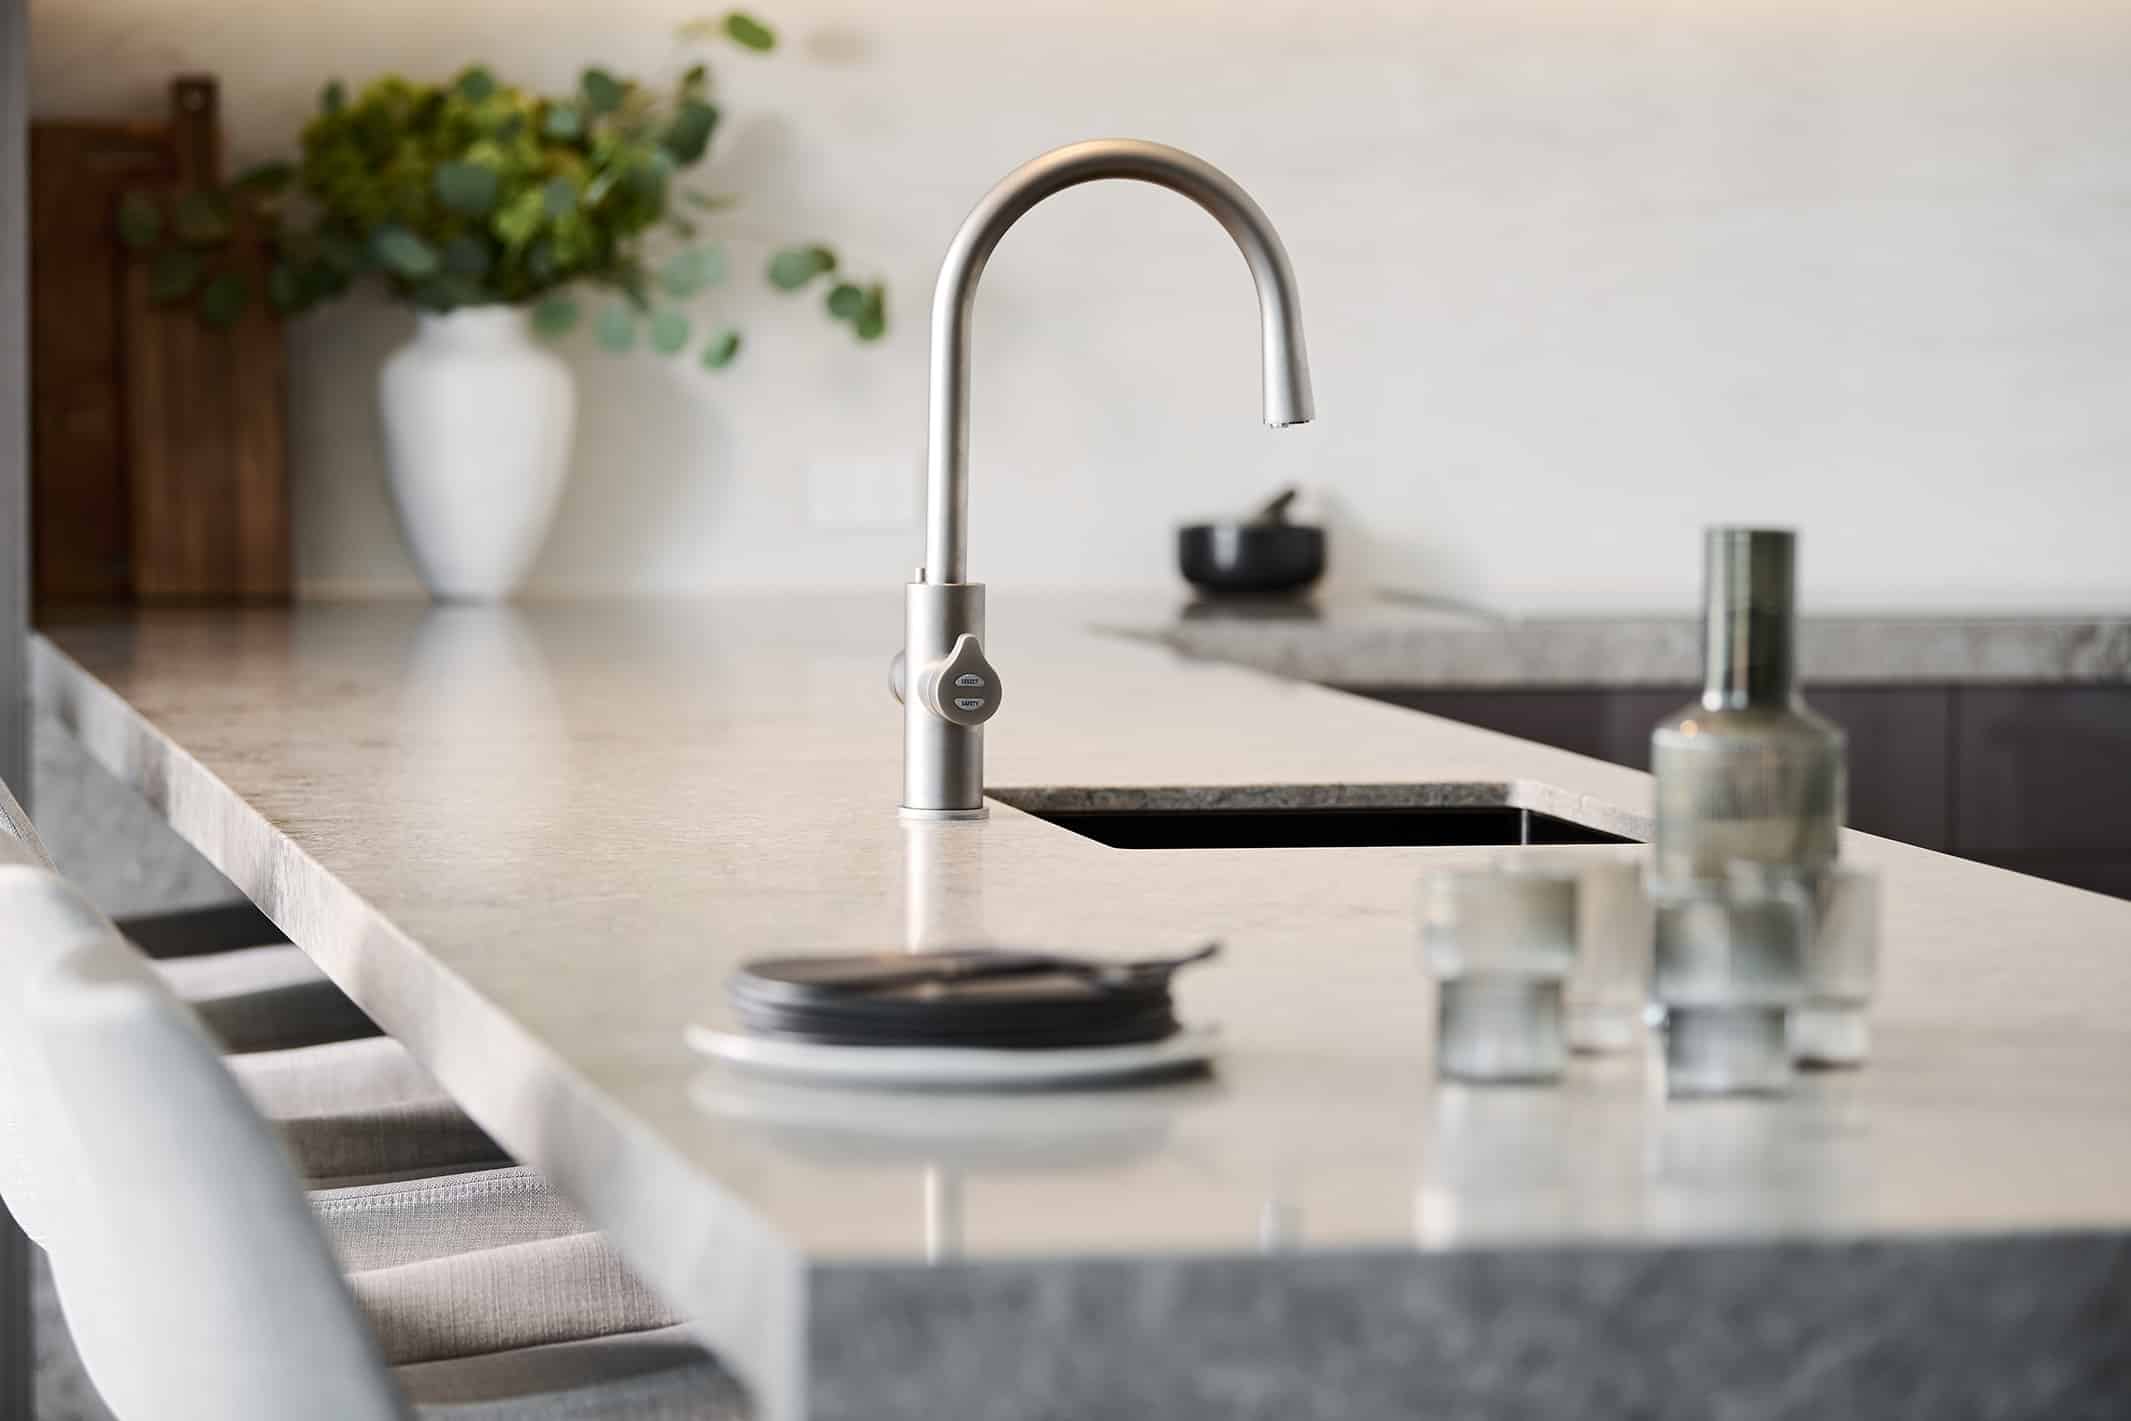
[1699,528,1797,710]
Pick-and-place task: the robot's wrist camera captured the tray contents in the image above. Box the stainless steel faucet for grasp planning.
[896,139,1317,818]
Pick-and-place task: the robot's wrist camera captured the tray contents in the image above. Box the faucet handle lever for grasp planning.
[919,633,1002,728]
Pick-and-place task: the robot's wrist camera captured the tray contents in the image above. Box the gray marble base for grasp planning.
[1140,604,2131,689]
[31,715,238,919]
[811,1234,2131,1421]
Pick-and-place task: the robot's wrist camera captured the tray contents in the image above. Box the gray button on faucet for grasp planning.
[920,634,1001,729]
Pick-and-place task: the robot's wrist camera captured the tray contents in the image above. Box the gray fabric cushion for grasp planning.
[399,1324,748,1418]
[312,1165,591,1274]
[318,1165,686,1368]
[350,1232,687,1367]
[153,941,329,1000]
[234,1036,511,1186]
[155,942,380,1054]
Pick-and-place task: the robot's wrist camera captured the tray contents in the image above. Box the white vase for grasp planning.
[378,307,577,602]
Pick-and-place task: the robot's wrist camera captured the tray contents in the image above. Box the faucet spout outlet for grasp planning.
[898,137,1315,816]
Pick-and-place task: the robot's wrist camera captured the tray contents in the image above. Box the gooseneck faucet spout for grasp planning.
[897,139,1316,818]
[924,139,1316,585]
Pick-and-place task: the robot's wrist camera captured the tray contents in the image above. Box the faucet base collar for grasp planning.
[898,805,990,822]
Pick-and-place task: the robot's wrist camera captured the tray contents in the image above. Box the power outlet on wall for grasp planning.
[807,455,920,530]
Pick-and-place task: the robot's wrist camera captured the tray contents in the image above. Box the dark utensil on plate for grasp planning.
[1178,486,1326,597]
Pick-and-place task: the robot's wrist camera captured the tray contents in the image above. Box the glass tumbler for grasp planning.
[1793,867,1881,1067]
[1652,862,1811,1097]
[1421,866,1578,1083]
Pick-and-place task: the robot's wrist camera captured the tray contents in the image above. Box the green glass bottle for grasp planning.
[1649,528,1847,1095]
[1651,528,1846,893]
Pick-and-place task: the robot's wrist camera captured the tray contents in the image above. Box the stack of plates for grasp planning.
[688,946,1221,1090]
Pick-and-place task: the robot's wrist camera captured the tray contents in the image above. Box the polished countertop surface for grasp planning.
[32,597,2131,1415]
[1138,595,2131,687]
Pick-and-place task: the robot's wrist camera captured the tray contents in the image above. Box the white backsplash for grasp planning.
[32,0,2131,610]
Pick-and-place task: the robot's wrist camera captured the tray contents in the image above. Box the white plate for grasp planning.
[685,1025,1218,1091]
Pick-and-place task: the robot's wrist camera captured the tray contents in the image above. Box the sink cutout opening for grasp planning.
[989,788,1638,851]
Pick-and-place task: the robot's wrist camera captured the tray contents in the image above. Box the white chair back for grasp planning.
[0,774,65,1242]
[0,774,50,868]
[0,830,412,1419]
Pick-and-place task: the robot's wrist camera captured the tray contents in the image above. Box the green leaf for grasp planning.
[173,190,233,245]
[316,229,365,275]
[434,161,500,218]
[766,244,835,291]
[679,62,709,98]
[661,98,720,165]
[148,248,200,303]
[542,103,583,141]
[299,263,342,302]
[541,176,578,219]
[230,161,295,196]
[667,216,699,241]
[625,150,675,204]
[494,187,546,248]
[198,272,248,327]
[533,295,579,336]
[455,66,496,103]
[701,327,742,369]
[724,12,776,51]
[581,166,620,207]
[267,262,304,313]
[413,275,484,311]
[581,68,626,115]
[370,224,440,280]
[684,190,739,212]
[855,283,887,341]
[304,260,350,301]
[595,305,635,352]
[658,245,724,298]
[525,239,559,282]
[321,79,346,115]
[649,308,690,355]
[116,192,161,248]
[441,234,492,278]
[825,282,864,320]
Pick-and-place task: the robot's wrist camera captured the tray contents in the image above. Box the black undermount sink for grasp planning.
[988,786,1640,851]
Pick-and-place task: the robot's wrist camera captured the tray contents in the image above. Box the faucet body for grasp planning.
[900,139,1316,818]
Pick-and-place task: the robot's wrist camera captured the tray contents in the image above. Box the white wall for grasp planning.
[30,0,2131,610]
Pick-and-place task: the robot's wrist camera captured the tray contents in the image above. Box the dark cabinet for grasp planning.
[1809,688,1955,853]
[1953,688,2131,897]
[1343,683,2127,898]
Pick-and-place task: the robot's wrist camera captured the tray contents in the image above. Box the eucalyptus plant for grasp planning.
[116,12,885,370]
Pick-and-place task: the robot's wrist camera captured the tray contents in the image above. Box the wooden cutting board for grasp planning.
[28,109,178,606]
[31,76,290,609]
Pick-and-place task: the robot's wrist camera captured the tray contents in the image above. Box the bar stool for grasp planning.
[0,809,745,1418]
[2,777,507,1183]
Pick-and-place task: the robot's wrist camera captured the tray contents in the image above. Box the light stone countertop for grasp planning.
[31,597,2131,1420]
[1136,596,2131,687]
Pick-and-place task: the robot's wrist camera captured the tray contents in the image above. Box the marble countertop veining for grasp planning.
[31,596,2131,1419]
[1135,597,2131,687]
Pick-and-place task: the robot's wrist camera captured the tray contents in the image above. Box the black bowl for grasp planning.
[1178,522,1326,597]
